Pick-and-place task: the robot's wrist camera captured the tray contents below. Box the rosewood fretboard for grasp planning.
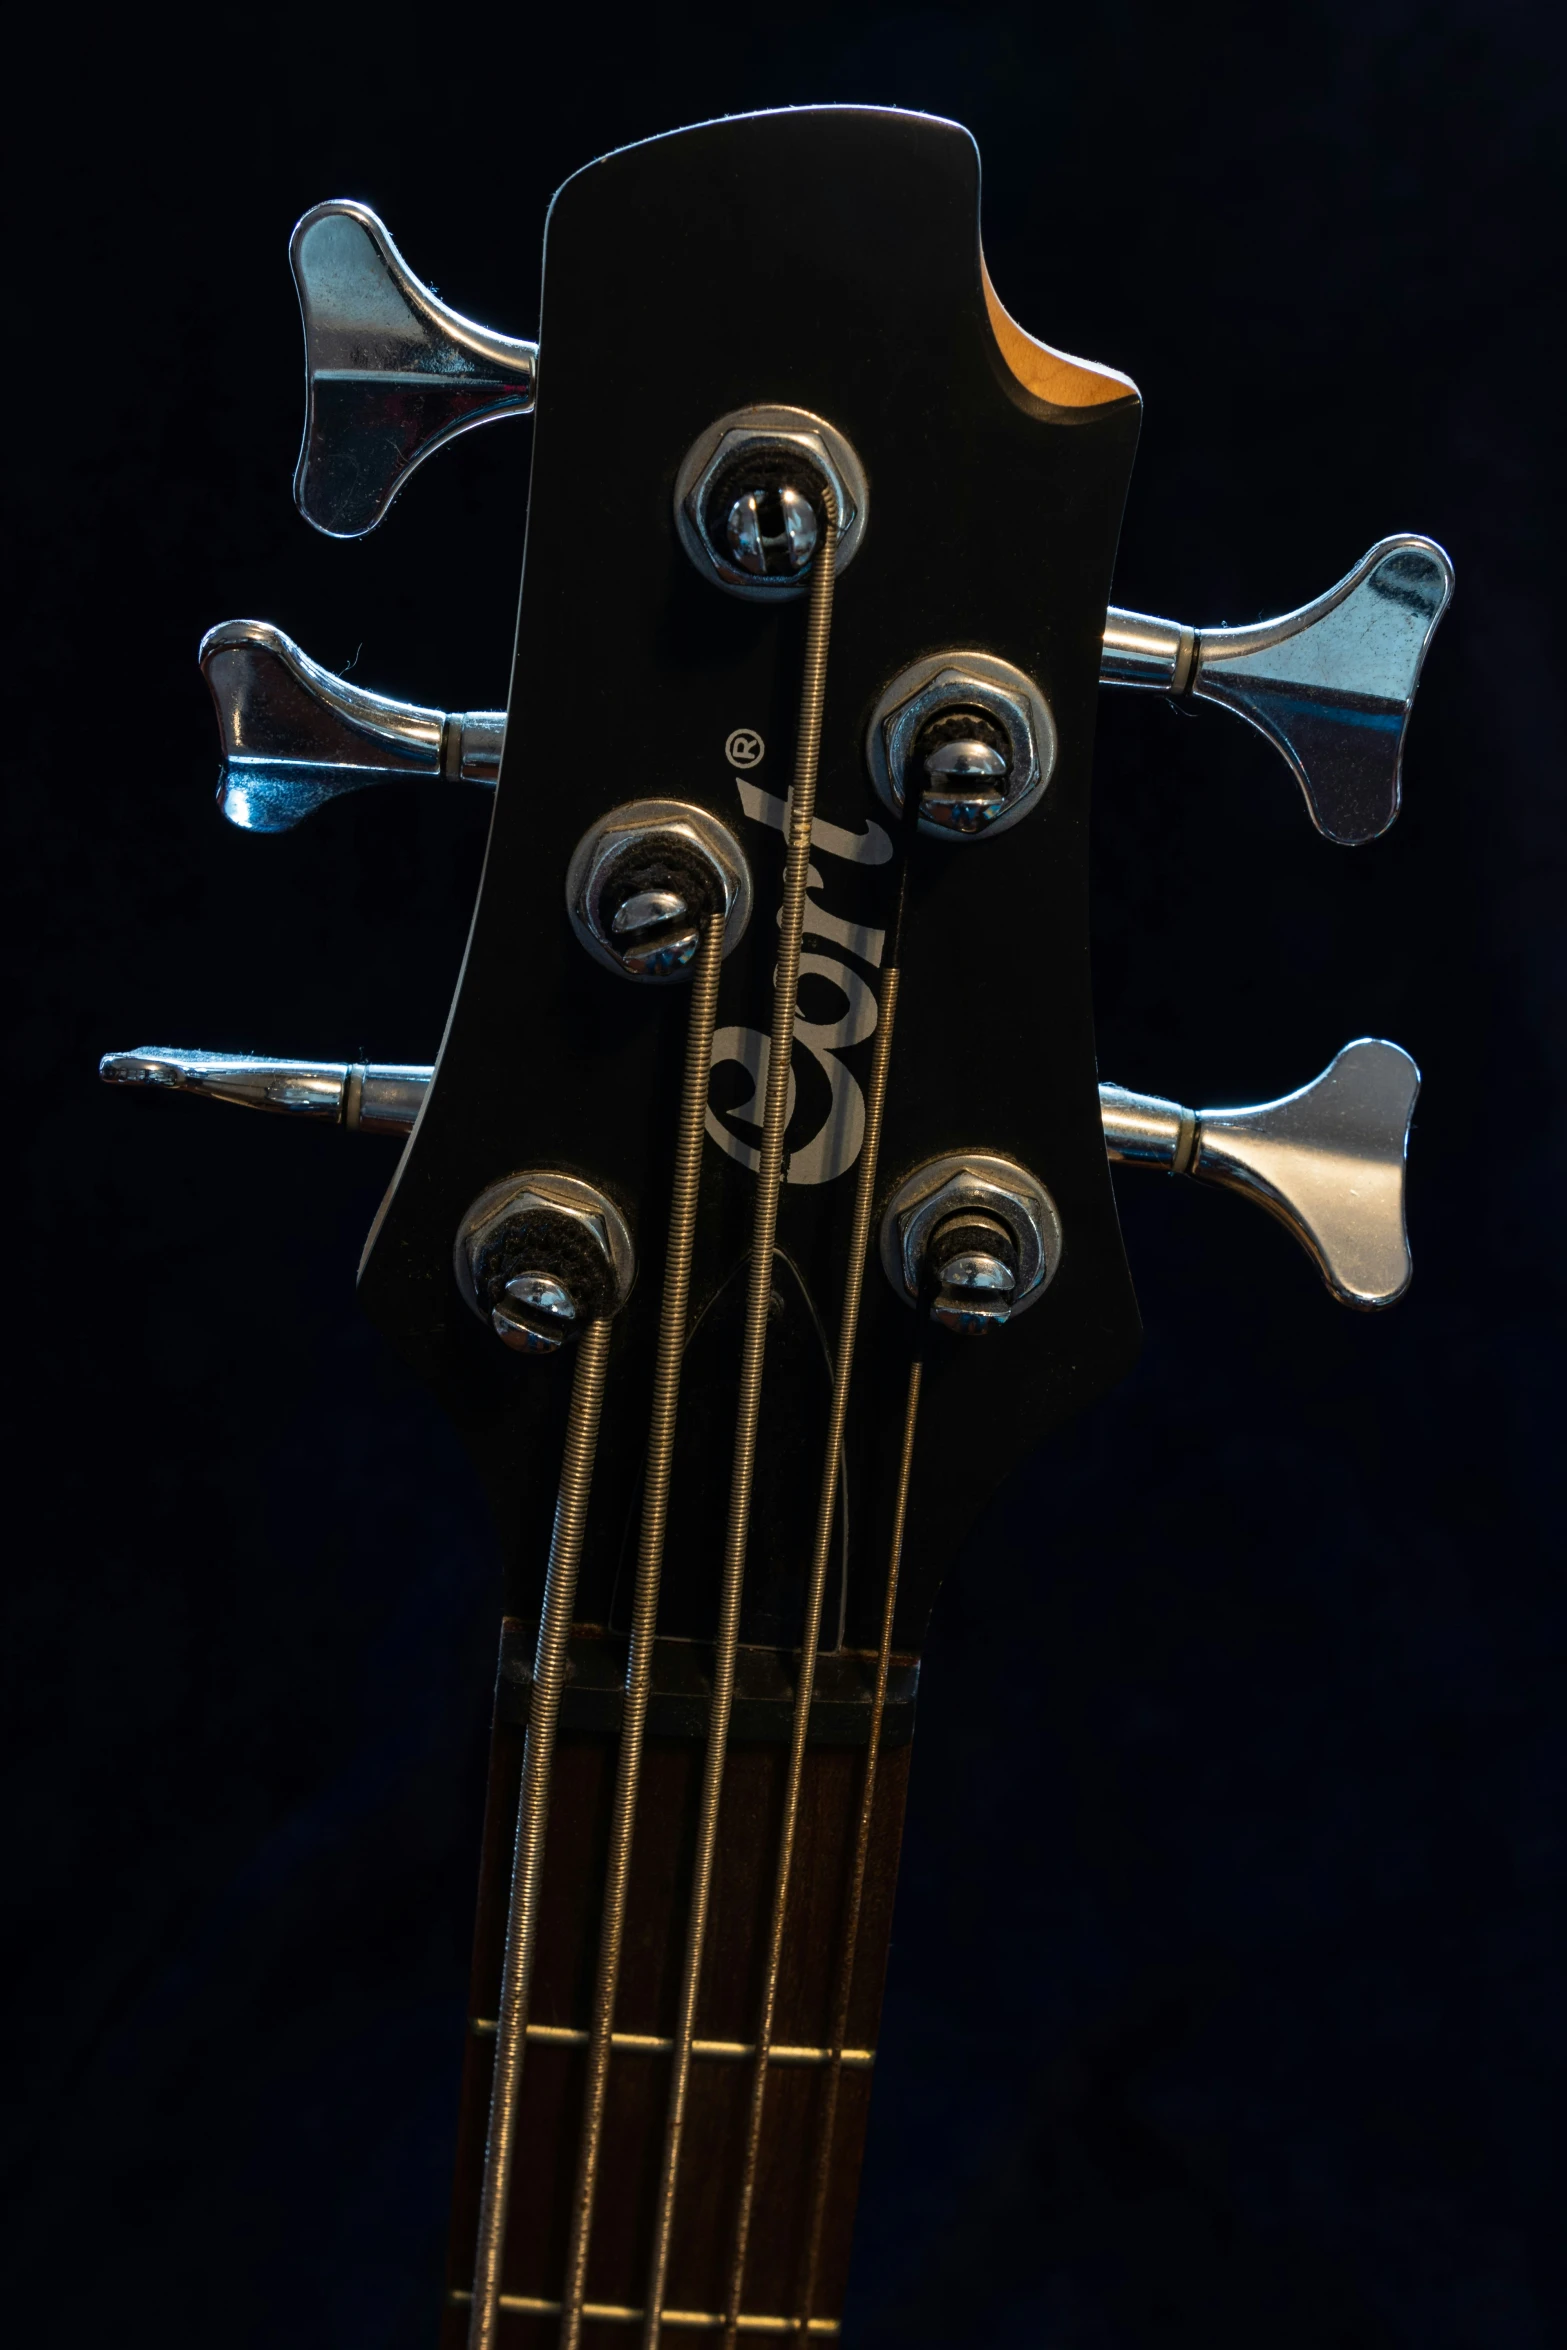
[441,1624,916,2345]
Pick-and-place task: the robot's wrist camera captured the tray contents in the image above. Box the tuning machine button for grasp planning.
[1101,1038,1420,1308]
[290,199,537,538]
[923,1211,1023,1334]
[201,620,503,833]
[1101,536,1454,844]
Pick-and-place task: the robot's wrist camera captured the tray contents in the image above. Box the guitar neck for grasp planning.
[442,1624,917,2341]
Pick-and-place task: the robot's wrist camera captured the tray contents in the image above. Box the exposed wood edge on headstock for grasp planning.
[981,257,1138,407]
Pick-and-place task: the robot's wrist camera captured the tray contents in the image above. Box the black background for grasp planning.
[8,3,1563,2344]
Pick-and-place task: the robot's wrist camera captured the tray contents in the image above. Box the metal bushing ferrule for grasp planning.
[866,651,1057,842]
[565,800,752,983]
[879,1152,1063,1319]
[672,404,869,600]
[455,1172,636,1353]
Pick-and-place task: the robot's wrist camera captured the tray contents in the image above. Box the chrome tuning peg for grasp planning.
[1101,537,1454,844]
[99,1049,429,1134]
[290,199,537,538]
[201,621,503,833]
[1101,1038,1420,1309]
[102,1039,1420,1310]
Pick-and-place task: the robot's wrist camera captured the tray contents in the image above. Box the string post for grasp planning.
[868,652,1055,840]
[880,1155,1061,1331]
[454,1173,635,1356]
[924,1208,1020,1334]
[673,405,866,601]
[567,801,752,983]
[725,481,820,578]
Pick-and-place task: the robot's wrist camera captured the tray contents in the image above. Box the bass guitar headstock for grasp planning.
[100,108,1448,2347]
[107,107,1444,1638]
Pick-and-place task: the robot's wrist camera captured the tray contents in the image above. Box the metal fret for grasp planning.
[493,1626,919,1747]
[468,2019,873,2069]
[449,2291,839,2334]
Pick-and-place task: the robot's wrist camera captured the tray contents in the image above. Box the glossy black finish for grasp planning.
[357,107,1143,1652]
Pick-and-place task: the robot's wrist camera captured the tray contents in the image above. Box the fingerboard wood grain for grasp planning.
[442,1647,913,2343]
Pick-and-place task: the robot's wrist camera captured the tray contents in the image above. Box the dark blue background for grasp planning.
[8,3,1563,2342]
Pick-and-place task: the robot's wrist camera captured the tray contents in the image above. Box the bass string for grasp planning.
[641,488,841,2348]
[719,769,926,2345]
[718,995,900,2335]
[466,1314,615,2350]
[793,1336,925,2340]
[557,907,728,2349]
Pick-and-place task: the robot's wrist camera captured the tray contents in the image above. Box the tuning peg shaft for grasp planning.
[101,1039,1419,1310]
[291,199,536,538]
[1101,1038,1419,1308]
[1101,537,1453,844]
[209,537,1449,838]
[201,620,503,833]
[98,1049,428,1135]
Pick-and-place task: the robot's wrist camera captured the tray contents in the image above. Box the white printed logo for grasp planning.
[707,729,893,1187]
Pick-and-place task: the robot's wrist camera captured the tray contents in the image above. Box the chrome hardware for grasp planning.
[1100,1038,1420,1309]
[612,889,690,949]
[1100,536,1454,844]
[201,621,504,833]
[924,1210,1021,1335]
[1102,610,1198,696]
[101,1042,1417,1310]
[98,1047,428,1135]
[880,1154,1063,1327]
[726,483,820,578]
[919,725,1010,831]
[867,653,1056,840]
[673,406,867,599]
[455,1174,635,1355]
[495,1272,577,1350]
[290,199,537,539]
[566,801,752,982]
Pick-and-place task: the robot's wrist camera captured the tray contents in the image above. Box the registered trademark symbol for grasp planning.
[725,728,765,769]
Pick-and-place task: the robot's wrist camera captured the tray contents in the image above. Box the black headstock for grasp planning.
[348,108,1137,1647]
[104,104,1444,1660]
